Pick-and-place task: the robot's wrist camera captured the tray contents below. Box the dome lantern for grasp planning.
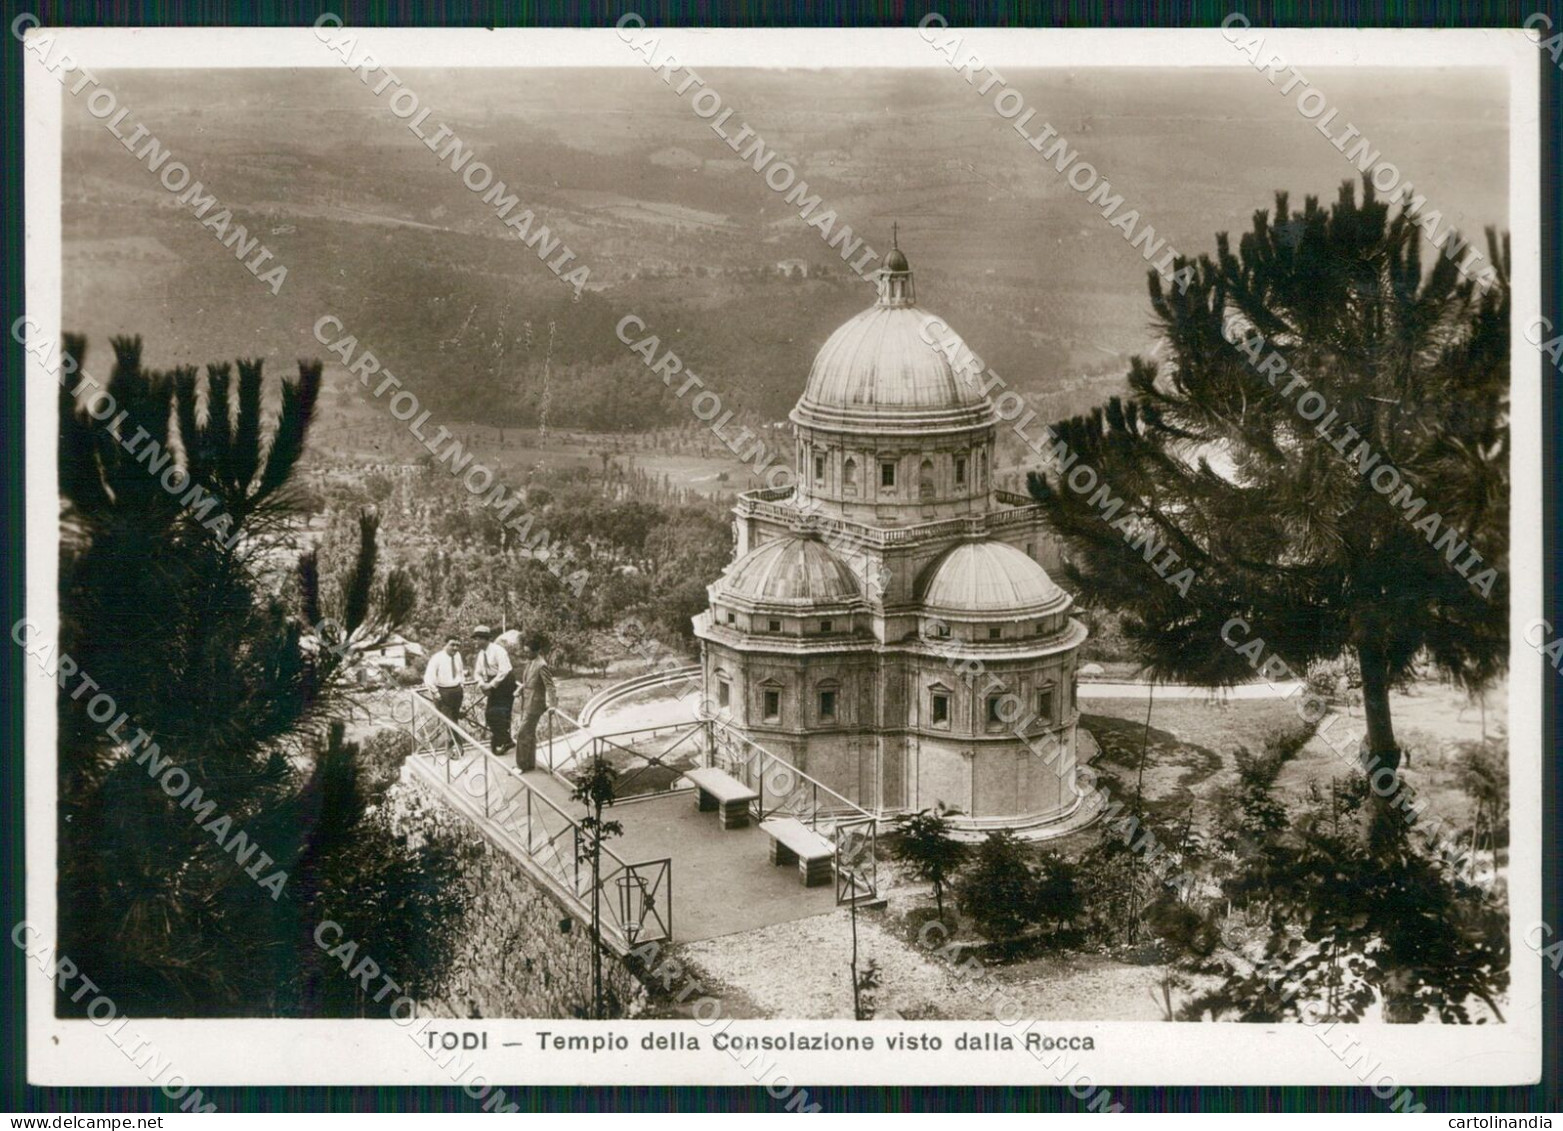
[877,222,915,306]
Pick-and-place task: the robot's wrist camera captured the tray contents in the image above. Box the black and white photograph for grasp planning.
[12,18,1551,1110]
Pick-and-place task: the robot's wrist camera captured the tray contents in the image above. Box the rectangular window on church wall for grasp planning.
[768,618,781,633]
[881,462,896,488]
[1037,683,1054,723]
[819,619,833,634]
[763,689,781,722]
[931,693,949,725]
[718,680,731,708]
[986,696,1004,727]
[819,689,836,720]
[815,454,825,482]
[955,456,967,485]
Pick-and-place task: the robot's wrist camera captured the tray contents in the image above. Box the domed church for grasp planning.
[692,240,1089,832]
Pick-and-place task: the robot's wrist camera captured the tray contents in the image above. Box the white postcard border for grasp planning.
[22,25,1545,1089]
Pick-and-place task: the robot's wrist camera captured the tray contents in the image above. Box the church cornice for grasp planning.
[736,488,1049,550]
[696,618,1088,661]
[707,592,867,615]
[789,401,998,435]
[902,619,1089,661]
[695,626,884,656]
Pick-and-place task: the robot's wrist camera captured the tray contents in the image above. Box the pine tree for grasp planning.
[1185,782,1507,1024]
[56,335,426,1015]
[1029,180,1508,827]
[1028,183,1508,1020]
[955,831,1040,943]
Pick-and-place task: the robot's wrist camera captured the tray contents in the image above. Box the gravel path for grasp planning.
[681,904,1191,1021]
[681,909,961,1019]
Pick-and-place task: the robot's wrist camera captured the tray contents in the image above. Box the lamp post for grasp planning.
[617,872,649,946]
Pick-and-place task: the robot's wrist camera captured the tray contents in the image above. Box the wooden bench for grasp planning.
[685,767,759,829]
[759,817,835,887]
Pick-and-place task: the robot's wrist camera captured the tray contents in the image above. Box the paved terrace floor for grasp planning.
[419,745,841,944]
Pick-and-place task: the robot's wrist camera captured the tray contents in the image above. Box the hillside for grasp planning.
[62,65,1508,449]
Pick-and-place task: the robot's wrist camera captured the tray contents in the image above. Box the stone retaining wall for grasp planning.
[388,765,648,1019]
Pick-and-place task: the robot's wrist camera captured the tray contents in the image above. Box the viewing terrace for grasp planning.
[403,686,879,949]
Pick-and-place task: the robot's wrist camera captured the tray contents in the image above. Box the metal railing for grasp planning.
[538,689,708,799]
[421,684,879,904]
[704,718,881,902]
[407,691,672,946]
[539,704,590,775]
[590,718,709,797]
[835,818,879,904]
[704,719,872,832]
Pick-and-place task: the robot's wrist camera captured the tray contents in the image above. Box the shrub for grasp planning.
[890,805,968,920]
[360,727,415,801]
[1031,849,1084,933]
[957,833,1034,941]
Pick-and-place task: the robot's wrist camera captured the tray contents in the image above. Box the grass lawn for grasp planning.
[1273,678,1507,843]
[1065,681,1505,853]
[1068,696,1307,844]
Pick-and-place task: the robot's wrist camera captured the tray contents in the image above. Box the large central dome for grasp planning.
[790,250,998,436]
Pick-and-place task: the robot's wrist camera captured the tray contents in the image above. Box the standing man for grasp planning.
[513,632,556,773]
[472,625,516,758]
[424,637,466,749]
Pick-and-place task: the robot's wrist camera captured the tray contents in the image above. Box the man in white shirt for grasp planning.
[471,625,516,758]
[423,638,466,748]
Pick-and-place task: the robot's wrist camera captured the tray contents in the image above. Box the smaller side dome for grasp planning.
[715,536,861,606]
[921,541,1068,615]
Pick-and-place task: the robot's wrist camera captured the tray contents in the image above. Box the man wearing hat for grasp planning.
[472,625,516,759]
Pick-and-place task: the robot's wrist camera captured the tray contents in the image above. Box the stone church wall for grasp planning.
[912,734,972,814]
